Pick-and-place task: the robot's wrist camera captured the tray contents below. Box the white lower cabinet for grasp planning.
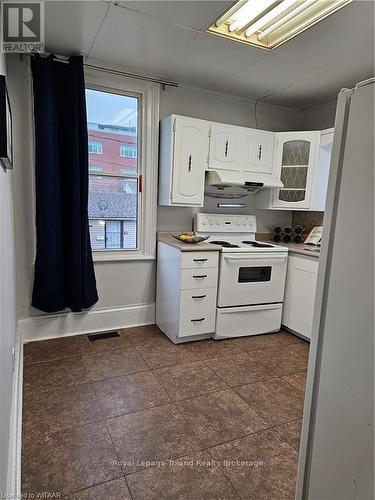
[282,254,319,340]
[156,242,219,343]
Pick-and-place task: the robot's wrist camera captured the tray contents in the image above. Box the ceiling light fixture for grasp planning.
[208,0,352,50]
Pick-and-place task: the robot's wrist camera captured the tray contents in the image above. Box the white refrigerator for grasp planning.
[297,78,374,499]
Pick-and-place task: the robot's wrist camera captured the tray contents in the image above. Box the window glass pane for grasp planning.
[88,176,138,250]
[88,141,102,154]
[86,89,138,175]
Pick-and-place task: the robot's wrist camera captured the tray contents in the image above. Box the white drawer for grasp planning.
[179,310,216,337]
[180,268,218,290]
[180,288,217,315]
[215,303,282,339]
[181,252,219,269]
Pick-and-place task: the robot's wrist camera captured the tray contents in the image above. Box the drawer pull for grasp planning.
[193,274,207,279]
[191,318,205,322]
[193,258,208,262]
[192,294,207,299]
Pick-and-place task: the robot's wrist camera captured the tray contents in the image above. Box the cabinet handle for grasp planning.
[192,295,207,299]
[193,274,207,279]
[188,155,192,172]
[258,145,262,160]
[193,258,208,262]
[191,318,205,322]
[224,140,229,157]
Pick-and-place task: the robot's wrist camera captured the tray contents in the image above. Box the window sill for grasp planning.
[92,252,155,263]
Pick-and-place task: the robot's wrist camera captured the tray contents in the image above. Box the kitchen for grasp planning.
[0,1,373,500]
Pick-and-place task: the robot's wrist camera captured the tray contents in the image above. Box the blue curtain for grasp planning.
[31,54,98,313]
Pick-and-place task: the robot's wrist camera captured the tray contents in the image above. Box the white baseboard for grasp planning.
[7,337,23,498]
[19,303,156,342]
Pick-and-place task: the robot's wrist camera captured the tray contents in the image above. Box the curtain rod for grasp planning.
[20,53,179,88]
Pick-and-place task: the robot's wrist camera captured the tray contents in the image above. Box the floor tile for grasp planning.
[121,324,172,348]
[187,338,244,360]
[250,347,308,375]
[23,355,90,394]
[22,383,102,442]
[64,478,131,500]
[76,330,133,353]
[84,347,148,381]
[205,352,274,387]
[126,450,240,500]
[275,331,308,348]
[24,337,79,365]
[176,389,269,447]
[288,341,310,361]
[136,343,199,370]
[211,429,298,500]
[282,371,307,393]
[153,360,227,401]
[233,333,284,352]
[106,404,203,475]
[235,378,304,426]
[274,419,303,451]
[22,422,121,496]
[93,371,170,418]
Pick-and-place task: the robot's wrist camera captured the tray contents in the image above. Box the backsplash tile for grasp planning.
[292,211,324,235]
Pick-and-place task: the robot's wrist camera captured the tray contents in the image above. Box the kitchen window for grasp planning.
[85,68,159,260]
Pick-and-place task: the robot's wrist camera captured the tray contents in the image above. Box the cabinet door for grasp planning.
[272,131,320,209]
[282,255,318,339]
[208,123,244,171]
[171,117,210,206]
[243,129,275,174]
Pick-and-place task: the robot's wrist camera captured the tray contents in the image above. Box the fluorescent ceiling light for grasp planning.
[208,0,353,50]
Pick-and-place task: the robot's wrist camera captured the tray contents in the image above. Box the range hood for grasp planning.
[205,169,283,197]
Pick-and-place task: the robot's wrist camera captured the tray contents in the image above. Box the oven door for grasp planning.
[217,252,288,307]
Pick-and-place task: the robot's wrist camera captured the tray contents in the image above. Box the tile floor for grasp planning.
[22,325,309,499]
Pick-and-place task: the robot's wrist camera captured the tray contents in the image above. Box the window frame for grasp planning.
[85,67,159,261]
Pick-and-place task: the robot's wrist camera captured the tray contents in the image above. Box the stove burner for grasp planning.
[242,241,274,248]
[209,240,240,248]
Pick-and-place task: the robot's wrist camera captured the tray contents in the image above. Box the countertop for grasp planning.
[258,234,320,259]
[157,232,221,252]
[158,232,320,258]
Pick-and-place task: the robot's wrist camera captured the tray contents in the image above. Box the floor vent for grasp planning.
[87,331,120,342]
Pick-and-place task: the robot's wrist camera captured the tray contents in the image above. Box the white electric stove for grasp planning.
[195,213,289,339]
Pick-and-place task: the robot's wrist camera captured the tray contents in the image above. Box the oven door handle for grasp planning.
[223,254,287,261]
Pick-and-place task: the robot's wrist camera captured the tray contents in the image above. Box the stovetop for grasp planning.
[206,238,288,253]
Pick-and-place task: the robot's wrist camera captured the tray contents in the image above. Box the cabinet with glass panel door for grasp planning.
[256,130,333,211]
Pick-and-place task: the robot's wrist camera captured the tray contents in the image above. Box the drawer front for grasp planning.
[181,252,219,269]
[180,268,218,289]
[180,288,217,315]
[179,310,216,337]
[215,303,282,339]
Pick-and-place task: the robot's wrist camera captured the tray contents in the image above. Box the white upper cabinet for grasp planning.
[273,131,320,209]
[243,129,275,175]
[256,130,333,211]
[159,115,210,207]
[208,123,244,171]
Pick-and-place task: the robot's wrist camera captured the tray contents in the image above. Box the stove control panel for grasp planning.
[195,213,257,233]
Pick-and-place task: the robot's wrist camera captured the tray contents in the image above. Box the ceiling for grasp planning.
[44,0,374,109]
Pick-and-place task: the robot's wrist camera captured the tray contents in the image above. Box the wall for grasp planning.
[8,56,304,339]
[303,99,337,130]
[0,54,18,496]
